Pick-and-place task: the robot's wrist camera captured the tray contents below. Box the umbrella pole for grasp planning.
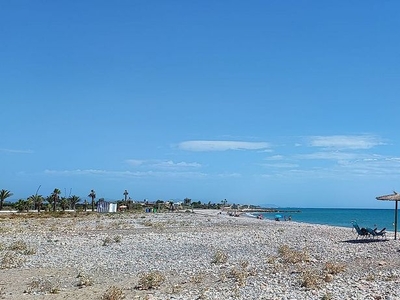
[395,201,398,240]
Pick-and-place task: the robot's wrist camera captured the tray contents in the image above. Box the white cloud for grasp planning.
[179,140,270,151]
[126,159,201,169]
[308,135,383,149]
[297,151,359,161]
[44,169,207,179]
[44,169,108,175]
[153,160,201,169]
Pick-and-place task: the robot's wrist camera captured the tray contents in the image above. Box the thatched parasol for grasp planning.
[376,191,400,240]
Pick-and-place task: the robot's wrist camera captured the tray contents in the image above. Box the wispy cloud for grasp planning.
[126,159,201,169]
[44,169,109,175]
[0,148,33,154]
[297,151,360,161]
[153,160,201,168]
[308,135,383,149]
[259,153,400,179]
[216,172,241,178]
[178,140,270,151]
[44,169,207,179]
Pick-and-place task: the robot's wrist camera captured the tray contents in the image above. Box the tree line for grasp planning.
[0,188,97,212]
[0,189,236,212]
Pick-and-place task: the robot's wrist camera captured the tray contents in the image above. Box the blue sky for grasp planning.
[1,1,400,208]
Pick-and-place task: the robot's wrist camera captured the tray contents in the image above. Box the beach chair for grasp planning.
[375,227,387,238]
[366,227,387,239]
[351,221,370,239]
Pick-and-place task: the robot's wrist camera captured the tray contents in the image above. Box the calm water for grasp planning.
[258,208,398,232]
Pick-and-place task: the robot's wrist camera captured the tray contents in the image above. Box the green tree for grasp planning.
[69,195,80,210]
[45,195,53,211]
[183,198,191,206]
[51,188,61,212]
[15,199,28,212]
[88,189,96,212]
[0,189,13,210]
[59,197,69,211]
[26,196,34,211]
[28,194,43,212]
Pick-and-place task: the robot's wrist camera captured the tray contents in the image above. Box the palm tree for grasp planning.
[0,189,13,210]
[25,196,33,212]
[59,197,69,211]
[15,199,28,212]
[69,195,80,210]
[51,188,61,212]
[45,195,53,211]
[88,190,96,212]
[28,194,43,212]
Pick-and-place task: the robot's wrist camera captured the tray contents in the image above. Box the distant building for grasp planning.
[97,199,117,213]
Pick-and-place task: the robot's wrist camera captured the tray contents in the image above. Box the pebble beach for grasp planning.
[0,210,399,300]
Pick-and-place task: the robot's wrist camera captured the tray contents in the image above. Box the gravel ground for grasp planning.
[0,210,399,300]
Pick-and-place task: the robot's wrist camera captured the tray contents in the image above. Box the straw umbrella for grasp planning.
[376,191,400,240]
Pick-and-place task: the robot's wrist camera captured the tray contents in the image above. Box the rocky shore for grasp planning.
[0,210,399,299]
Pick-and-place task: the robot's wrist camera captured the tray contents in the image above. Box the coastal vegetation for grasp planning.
[136,271,165,290]
[101,286,124,300]
[0,188,270,214]
[0,189,13,210]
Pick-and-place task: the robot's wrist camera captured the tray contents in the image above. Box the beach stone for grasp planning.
[0,210,400,299]
[324,274,334,282]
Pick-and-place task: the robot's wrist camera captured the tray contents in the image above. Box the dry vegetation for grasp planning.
[101,286,124,300]
[135,271,166,290]
[278,245,310,264]
[26,277,60,295]
[212,249,229,264]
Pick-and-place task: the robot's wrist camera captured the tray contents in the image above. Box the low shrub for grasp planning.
[102,236,113,246]
[190,273,205,284]
[114,235,122,243]
[101,286,124,300]
[8,240,28,251]
[278,245,309,264]
[76,271,94,287]
[136,271,165,290]
[1,251,26,269]
[26,278,60,294]
[300,269,320,289]
[212,249,228,264]
[324,262,346,275]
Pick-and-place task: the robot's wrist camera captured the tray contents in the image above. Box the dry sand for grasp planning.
[0,210,399,300]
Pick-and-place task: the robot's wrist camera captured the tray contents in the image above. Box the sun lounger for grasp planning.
[351,221,370,239]
[367,227,387,239]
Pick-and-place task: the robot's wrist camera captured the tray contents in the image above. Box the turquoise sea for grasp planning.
[257,208,398,232]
